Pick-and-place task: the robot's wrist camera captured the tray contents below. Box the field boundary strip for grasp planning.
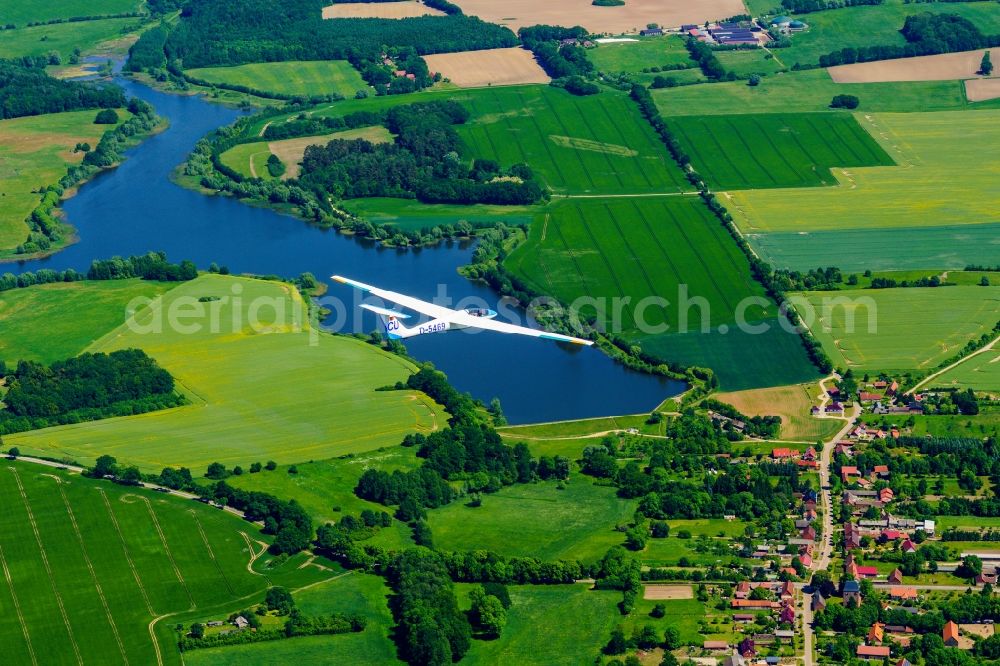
[0,542,38,666]
[53,479,130,665]
[98,488,157,616]
[7,467,84,665]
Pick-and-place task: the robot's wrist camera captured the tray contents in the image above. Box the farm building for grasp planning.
[640,28,663,37]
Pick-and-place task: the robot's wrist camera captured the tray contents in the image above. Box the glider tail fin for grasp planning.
[359,303,413,339]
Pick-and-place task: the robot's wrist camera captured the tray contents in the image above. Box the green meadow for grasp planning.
[0,17,138,59]
[795,286,1000,373]
[0,279,173,365]
[227,448,422,526]
[932,349,1000,392]
[732,110,1000,270]
[588,36,693,73]
[715,48,785,77]
[459,584,621,666]
[219,141,274,179]
[504,196,820,389]
[427,478,634,563]
[772,0,1000,68]
[9,275,445,470]
[652,68,989,117]
[667,112,893,190]
[185,572,402,665]
[341,197,538,233]
[862,407,1000,439]
[1,0,141,25]
[187,60,368,98]
[0,109,127,253]
[0,461,302,666]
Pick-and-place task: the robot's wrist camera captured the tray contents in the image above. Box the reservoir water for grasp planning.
[9,77,684,423]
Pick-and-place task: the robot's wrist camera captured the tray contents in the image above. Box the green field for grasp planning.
[773,0,1000,68]
[187,61,368,99]
[731,110,1000,270]
[185,572,402,665]
[667,113,893,190]
[0,0,141,25]
[9,275,445,470]
[0,279,173,365]
[0,17,138,59]
[219,141,274,179]
[427,477,634,563]
[505,196,820,389]
[0,109,127,252]
[459,584,621,665]
[258,85,692,195]
[652,68,992,117]
[747,224,1000,272]
[341,197,538,233]
[715,48,785,77]
[457,86,689,194]
[931,348,1000,392]
[588,36,694,73]
[862,406,1000,438]
[0,461,304,666]
[796,286,1000,373]
[227,448,421,526]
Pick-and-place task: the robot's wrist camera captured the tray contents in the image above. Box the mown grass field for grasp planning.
[931,348,1000,392]
[341,197,538,233]
[504,196,820,390]
[667,113,893,190]
[862,406,1000,439]
[796,286,1000,373]
[652,68,994,116]
[773,0,1000,68]
[0,461,286,666]
[0,17,138,59]
[731,110,1000,270]
[185,572,402,665]
[219,141,273,179]
[0,279,173,365]
[715,48,784,77]
[457,86,690,194]
[186,61,368,99]
[0,109,127,252]
[588,36,694,73]
[458,584,622,666]
[715,382,844,441]
[427,477,634,563]
[9,275,445,470]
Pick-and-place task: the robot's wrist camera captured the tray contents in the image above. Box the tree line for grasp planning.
[0,350,183,434]
[819,13,1000,67]
[781,0,883,13]
[0,251,197,294]
[519,25,594,79]
[0,57,125,119]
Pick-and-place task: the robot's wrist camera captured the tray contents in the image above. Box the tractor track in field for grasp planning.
[53,479,130,665]
[0,542,38,666]
[8,467,84,665]
[98,488,157,616]
[124,494,196,610]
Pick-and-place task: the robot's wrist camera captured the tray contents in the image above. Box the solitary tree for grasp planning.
[980,50,993,76]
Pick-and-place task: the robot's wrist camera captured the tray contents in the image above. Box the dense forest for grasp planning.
[0,58,124,119]
[129,0,516,74]
[819,13,1000,66]
[0,350,183,434]
[519,25,594,79]
[298,100,545,205]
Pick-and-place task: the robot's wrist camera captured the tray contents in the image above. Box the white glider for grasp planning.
[332,275,593,346]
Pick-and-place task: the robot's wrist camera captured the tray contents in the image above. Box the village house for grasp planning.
[811,592,826,611]
[703,640,730,651]
[771,447,797,460]
[841,466,860,483]
[843,580,862,604]
[889,587,918,601]
[857,645,891,660]
[888,568,904,584]
[868,622,885,645]
[944,620,961,647]
[900,539,917,554]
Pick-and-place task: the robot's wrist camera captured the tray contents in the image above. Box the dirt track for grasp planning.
[424,48,550,88]
[451,0,743,33]
[828,49,995,83]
